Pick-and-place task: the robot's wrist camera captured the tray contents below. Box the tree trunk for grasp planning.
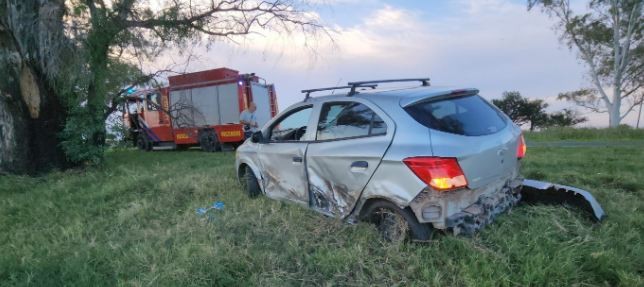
[23,65,70,172]
[608,106,621,127]
[0,19,69,173]
[0,89,28,173]
[0,64,69,174]
[609,87,622,127]
[87,47,109,148]
[0,0,75,174]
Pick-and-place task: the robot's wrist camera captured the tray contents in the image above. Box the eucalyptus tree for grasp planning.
[529,0,643,127]
[0,0,322,173]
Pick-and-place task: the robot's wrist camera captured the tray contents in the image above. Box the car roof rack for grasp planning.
[301,78,431,100]
[302,84,377,101]
[347,78,430,96]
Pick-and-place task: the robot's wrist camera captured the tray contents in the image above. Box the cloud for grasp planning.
[146,0,639,127]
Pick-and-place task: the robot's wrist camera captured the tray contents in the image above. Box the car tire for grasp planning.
[244,166,262,198]
[199,130,222,152]
[361,200,433,242]
[137,134,152,151]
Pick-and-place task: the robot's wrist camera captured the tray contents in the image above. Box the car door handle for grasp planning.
[351,161,368,169]
[292,156,303,163]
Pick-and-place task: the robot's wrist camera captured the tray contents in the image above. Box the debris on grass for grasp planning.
[196,201,225,217]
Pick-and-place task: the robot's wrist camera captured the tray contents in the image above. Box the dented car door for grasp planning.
[306,100,394,217]
[258,106,314,205]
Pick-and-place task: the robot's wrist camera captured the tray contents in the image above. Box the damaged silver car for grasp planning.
[235,78,605,241]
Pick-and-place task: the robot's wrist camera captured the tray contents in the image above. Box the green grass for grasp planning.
[1,141,643,286]
[525,126,644,142]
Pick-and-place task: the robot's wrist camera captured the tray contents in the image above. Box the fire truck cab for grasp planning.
[123,68,278,151]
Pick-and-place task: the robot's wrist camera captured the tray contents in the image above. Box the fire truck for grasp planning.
[123,68,278,151]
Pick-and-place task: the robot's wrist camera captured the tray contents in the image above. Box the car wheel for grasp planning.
[361,200,433,242]
[244,166,261,198]
[137,134,151,151]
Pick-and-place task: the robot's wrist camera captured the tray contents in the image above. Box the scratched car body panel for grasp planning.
[236,79,605,240]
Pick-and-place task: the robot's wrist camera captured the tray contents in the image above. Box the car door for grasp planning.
[257,105,314,205]
[306,100,394,217]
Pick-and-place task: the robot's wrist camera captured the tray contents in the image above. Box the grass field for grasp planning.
[1,132,643,286]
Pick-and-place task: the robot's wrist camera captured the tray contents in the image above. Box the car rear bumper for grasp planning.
[445,182,522,235]
[408,174,522,231]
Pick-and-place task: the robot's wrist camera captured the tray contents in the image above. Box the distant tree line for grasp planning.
[493,91,587,131]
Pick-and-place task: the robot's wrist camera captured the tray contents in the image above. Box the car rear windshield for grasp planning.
[405,95,507,136]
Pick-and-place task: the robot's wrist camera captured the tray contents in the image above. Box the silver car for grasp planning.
[235,78,531,241]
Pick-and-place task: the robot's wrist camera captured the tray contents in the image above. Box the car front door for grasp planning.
[306,100,394,217]
[257,105,314,205]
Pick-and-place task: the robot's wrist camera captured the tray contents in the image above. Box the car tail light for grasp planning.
[403,157,468,191]
[517,134,527,159]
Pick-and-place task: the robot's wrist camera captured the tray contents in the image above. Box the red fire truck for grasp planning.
[124,68,278,151]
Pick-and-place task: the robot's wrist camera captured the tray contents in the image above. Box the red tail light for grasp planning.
[517,134,527,159]
[403,157,468,191]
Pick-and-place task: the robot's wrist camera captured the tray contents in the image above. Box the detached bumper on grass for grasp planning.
[445,178,606,236]
[521,179,606,222]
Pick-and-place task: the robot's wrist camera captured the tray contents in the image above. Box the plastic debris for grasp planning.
[212,201,225,210]
[196,201,225,217]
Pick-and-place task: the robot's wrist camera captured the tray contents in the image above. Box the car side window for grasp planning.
[269,106,313,141]
[317,102,387,141]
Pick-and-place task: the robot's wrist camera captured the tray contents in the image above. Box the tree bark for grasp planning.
[23,64,70,173]
[86,33,112,148]
[609,99,622,127]
[0,64,69,174]
[0,89,28,173]
[0,1,71,174]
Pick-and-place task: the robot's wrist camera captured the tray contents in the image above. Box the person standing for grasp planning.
[240,102,259,137]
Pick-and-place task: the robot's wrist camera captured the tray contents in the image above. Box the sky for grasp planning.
[151,0,643,127]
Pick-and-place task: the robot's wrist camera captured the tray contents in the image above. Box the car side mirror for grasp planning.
[250,131,265,143]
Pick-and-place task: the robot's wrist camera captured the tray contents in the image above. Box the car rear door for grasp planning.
[404,94,521,189]
[306,99,394,217]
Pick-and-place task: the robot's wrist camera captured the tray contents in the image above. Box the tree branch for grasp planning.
[620,92,644,120]
[122,0,323,38]
[557,1,613,106]
[621,85,642,99]
[618,1,641,74]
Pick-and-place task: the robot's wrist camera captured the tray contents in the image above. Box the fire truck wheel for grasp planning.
[137,134,152,151]
[200,130,222,152]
